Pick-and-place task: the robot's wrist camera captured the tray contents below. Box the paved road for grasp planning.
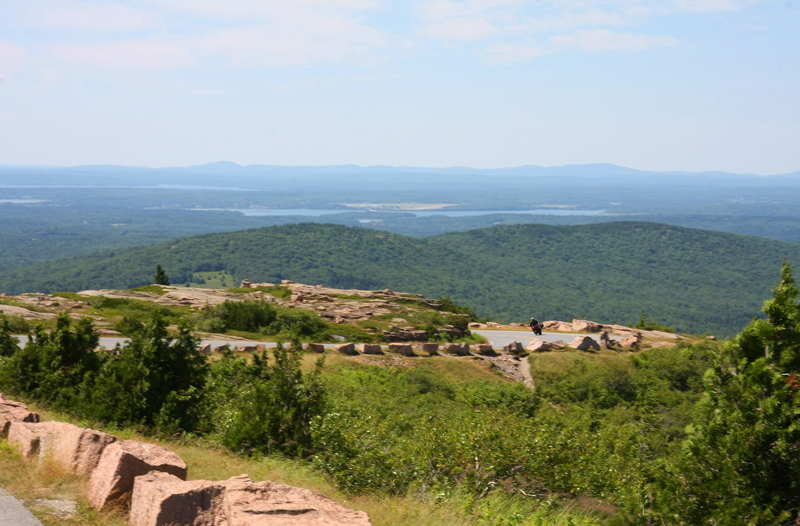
[473,329,620,349]
[0,488,44,526]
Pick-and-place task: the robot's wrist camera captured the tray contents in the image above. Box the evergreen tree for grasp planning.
[153,263,170,285]
[0,319,19,357]
[657,261,800,524]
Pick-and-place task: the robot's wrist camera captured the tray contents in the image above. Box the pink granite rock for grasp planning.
[129,471,226,526]
[88,440,187,509]
[570,336,600,351]
[0,395,40,439]
[526,341,551,353]
[306,343,326,353]
[38,423,116,475]
[334,343,357,355]
[388,343,414,356]
[444,343,470,356]
[223,475,372,526]
[420,343,439,356]
[360,344,384,355]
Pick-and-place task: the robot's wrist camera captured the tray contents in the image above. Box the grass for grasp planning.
[1,432,607,526]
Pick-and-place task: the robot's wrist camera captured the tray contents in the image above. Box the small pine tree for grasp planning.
[656,261,800,524]
[154,264,170,285]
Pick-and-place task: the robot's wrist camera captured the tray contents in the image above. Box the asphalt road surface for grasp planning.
[0,488,44,526]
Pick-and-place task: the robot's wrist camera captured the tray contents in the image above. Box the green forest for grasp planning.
[1,222,799,335]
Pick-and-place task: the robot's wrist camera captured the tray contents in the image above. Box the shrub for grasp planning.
[206,341,326,457]
[0,319,19,357]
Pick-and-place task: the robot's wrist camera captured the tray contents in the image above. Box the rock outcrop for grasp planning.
[527,341,550,353]
[130,471,373,526]
[444,343,470,356]
[360,344,384,355]
[388,343,414,356]
[334,343,357,355]
[222,474,372,526]
[503,341,524,355]
[89,440,188,509]
[570,336,600,351]
[420,343,439,356]
[599,331,614,350]
[37,422,116,475]
[0,394,39,439]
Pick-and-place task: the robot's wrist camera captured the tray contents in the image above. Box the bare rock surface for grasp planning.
[39,423,116,475]
[620,333,643,349]
[571,320,602,333]
[334,343,357,355]
[599,331,614,350]
[360,344,384,355]
[570,336,600,351]
[6,422,73,458]
[444,343,470,356]
[503,341,524,355]
[0,394,40,439]
[89,440,187,509]
[420,343,439,356]
[527,340,550,353]
[388,343,414,356]
[223,475,372,526]
[130,471,226,526]
[549,340,567,350]
[306,343,326,353]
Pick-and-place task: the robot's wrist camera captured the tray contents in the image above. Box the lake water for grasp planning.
[192,208,609,217]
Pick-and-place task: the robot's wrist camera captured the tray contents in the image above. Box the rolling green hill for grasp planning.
[2,222,798,335]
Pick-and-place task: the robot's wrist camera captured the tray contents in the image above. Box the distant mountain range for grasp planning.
[2,161,799,183]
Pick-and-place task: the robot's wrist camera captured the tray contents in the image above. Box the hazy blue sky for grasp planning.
[0,0,798,174]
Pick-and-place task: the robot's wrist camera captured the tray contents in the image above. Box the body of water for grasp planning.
[191,208,610,217]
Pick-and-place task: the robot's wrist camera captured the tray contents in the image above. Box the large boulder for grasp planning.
[503,341,524,355]
[570,336,600,351]
[527,341,551,353]
[306,343,326,353]
[223,475,372,526]
[39,424,116,475]
[548,340,567,350]
[420,343,439,356]
[388,343,414,356]
[88,440,187,509]
[360,344,384,355]
[620,333,643,349]
[599,331,614,350]
[571,320,602,333]
[334,343,357,355]
[444,343,470,356]
[129,471,227,526]
[0,395,39,439]
[7,421,48,458]
[474,344,496,356]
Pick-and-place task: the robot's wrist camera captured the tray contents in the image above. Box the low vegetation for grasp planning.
[1,262,798,525]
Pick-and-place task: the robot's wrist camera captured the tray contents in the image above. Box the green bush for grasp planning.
[84,315,208,433]
[204,342,325,457]
[0,319,19,357]
[0,314,29,334]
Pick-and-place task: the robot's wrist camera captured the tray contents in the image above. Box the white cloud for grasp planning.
[480,42,547,63]
[552,29,678,52]
[0,41,27,72]
[34,2,150,32]
[673,0,743,13]
[54,38,191,70]
[426,17,500,41]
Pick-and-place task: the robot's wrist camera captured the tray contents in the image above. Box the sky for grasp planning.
[0,0,798,174]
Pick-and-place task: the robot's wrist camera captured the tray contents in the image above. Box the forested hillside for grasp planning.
[1,222,798,335]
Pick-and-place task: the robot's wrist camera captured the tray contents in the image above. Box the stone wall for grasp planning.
[0,393,371,526]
